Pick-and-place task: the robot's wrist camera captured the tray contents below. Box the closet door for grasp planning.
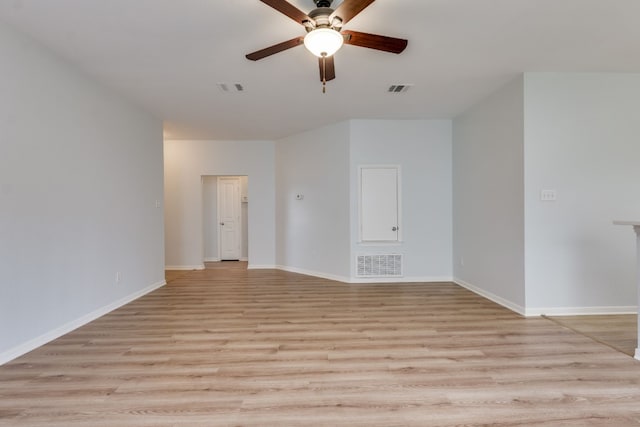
[359,166,400,242]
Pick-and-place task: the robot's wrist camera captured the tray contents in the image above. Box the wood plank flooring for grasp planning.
[2,266,640,426]
[546,314,637,357]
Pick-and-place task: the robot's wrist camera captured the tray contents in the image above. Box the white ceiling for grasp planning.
[2,0,640,140]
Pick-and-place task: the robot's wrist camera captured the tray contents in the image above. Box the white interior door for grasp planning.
[360,166,400,241]
[217,177,241,260]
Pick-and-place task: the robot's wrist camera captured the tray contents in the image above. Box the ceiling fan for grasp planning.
[246,0,408,92]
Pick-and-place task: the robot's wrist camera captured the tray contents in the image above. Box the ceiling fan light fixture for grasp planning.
[303,28,343,57]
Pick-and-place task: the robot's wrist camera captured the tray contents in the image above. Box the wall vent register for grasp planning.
[356,254,403,277]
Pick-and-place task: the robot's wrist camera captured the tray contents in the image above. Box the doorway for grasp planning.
[202,175,249,263]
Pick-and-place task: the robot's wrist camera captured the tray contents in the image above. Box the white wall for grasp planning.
[240,175,249,260]
[350,120,453,281]
[524,73,640,313]
[275,121,351,280]
[0,22,164,363]
[452,77,526,312]
[164,140,275,269]
[202,176,218,261]
[202,175,248,261]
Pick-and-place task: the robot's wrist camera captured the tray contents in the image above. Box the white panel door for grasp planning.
[217,177,241,260]
[360,166,400,241]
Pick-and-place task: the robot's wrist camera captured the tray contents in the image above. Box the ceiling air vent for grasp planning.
[217,83,245,93]
[387,84,413,93]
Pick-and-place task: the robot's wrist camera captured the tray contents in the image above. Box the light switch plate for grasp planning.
[540,189,557,201]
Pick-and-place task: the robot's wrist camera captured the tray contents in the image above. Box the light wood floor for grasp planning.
[2,266,640,426]
[546,314,637,358]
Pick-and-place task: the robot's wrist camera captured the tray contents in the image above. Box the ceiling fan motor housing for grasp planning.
[313,0,333,7]
[307,7,334,29]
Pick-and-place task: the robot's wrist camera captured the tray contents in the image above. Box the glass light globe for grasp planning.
[304,28,344,57]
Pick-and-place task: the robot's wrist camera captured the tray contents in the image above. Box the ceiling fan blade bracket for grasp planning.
[302,19,316,31]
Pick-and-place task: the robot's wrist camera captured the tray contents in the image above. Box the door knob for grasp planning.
[392,226,398,231]
[220,222,225,226]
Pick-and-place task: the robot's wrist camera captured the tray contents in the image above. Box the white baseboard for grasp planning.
[0,280,166,366]
[247,264,277,270]
[165,264,205,271]
[453,277,526,316]
[453,277,638,318]
[204,258,220,262]
[527,306,637,317]
[240,257,248,262]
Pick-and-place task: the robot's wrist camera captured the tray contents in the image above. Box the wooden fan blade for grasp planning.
[246,36,305,61]
[330,0,375,25]
[319,56,336,82]
[342,30,408,54]
[259,0,310,25]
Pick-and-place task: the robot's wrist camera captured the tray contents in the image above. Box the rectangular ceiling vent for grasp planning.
[387,84,413,93]
[356,254,403,277]
[217,83,245,93]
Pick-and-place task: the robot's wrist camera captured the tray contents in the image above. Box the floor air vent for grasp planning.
[356,254,403,277]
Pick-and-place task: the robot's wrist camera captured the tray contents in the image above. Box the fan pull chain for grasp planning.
[321,54,327,94]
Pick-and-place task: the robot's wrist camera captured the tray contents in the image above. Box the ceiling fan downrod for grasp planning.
[313,0,332,7]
